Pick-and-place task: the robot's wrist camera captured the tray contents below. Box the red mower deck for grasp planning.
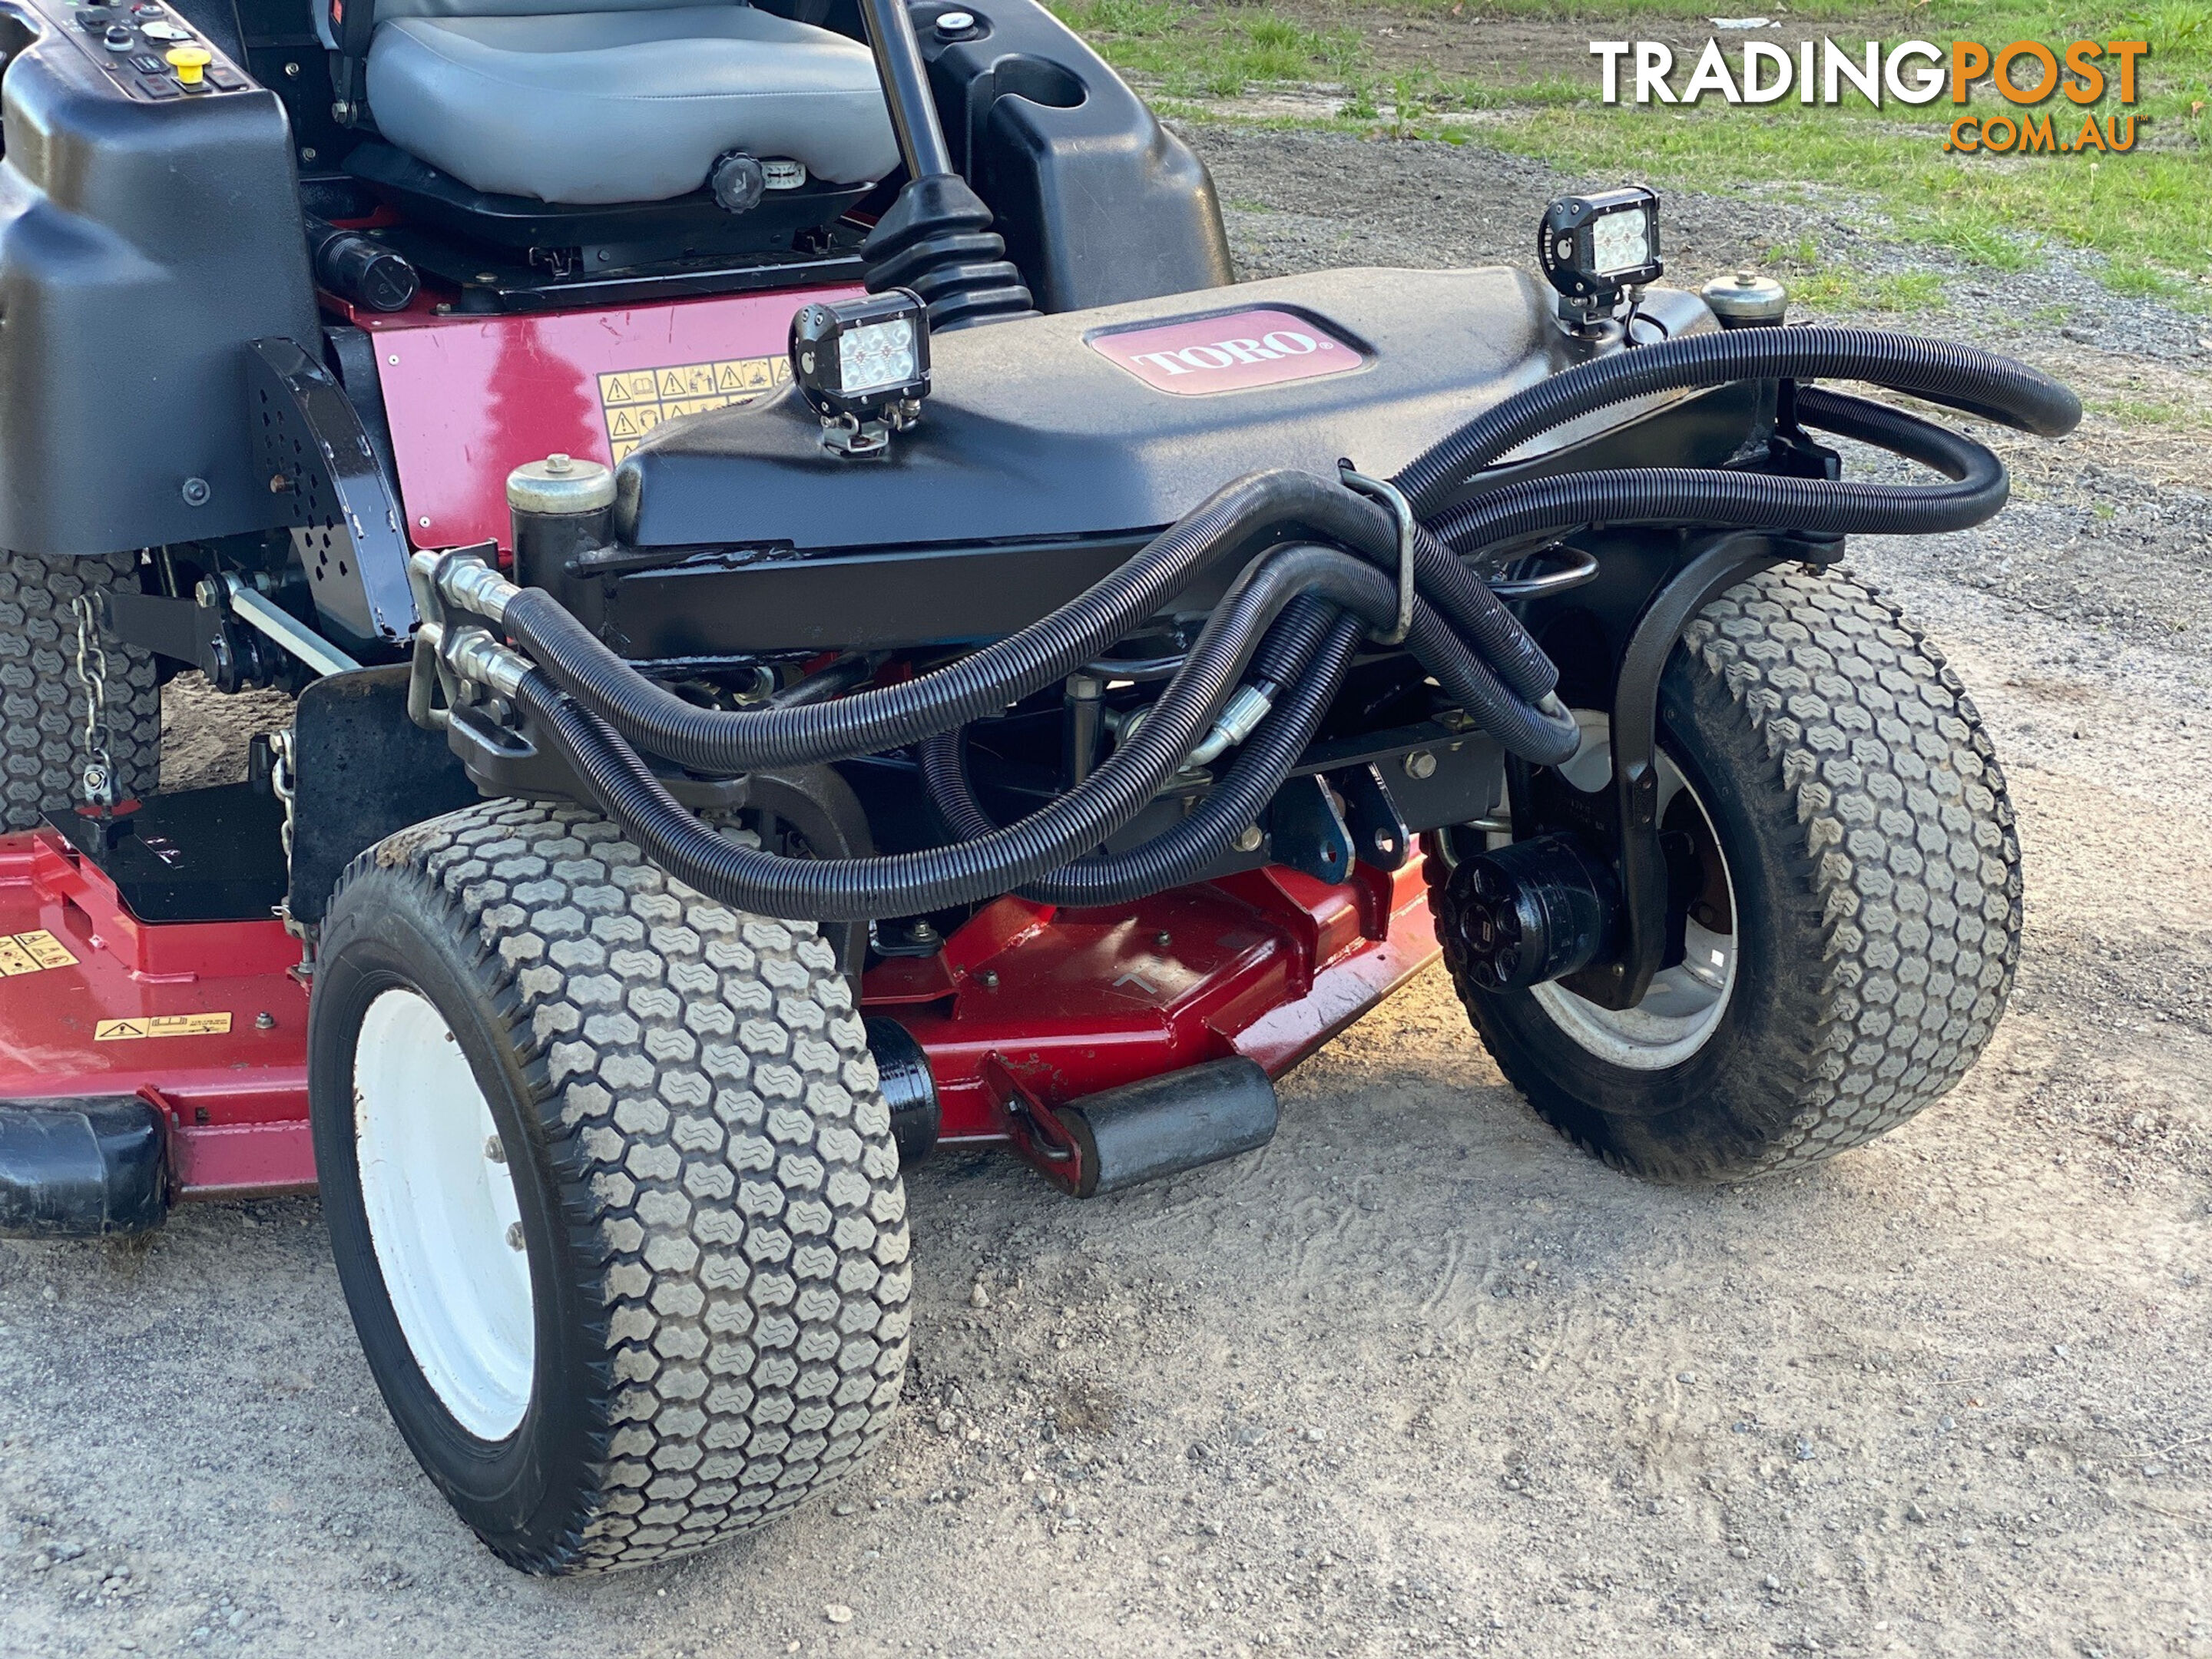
[0,829,310,1198]
[0,826,1438,1200]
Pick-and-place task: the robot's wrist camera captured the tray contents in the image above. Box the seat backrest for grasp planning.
[321,0,732,55]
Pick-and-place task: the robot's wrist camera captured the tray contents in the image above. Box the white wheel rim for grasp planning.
[1521,712,1740,1071]
[354,988,536,1440]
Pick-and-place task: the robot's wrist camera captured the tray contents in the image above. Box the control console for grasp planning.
[33,0,253,103]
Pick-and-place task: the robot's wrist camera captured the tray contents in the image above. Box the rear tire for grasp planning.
[0,551,159,830]
[1432,566,2021,1183]
[310,799,912,1574]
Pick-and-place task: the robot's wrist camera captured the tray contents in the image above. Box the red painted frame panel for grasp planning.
[871,862,1439,1143]
[0,830,1440,1200]
[365,286,859,552]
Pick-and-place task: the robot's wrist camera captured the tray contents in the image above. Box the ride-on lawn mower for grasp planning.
[0,0,2078,1576]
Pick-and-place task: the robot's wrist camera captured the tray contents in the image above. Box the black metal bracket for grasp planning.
[1267,773,1356,884]
[1561,528,1841,1010]
[747,766,876,985]
[101,587,308,695]
[101,590,224,676]
[445,705,749,816]
[1335,762,1413,873]
[246,336,417,651]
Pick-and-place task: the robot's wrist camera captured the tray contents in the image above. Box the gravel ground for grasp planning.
[4,127,2209,1659]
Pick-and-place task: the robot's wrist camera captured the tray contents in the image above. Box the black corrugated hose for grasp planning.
[502,469,1568,772]
[518,545,1475,920]
[922,608,1370,906]
[474,325,2076,922]
[1392,324,2078,517]
[1429,388,2012,553]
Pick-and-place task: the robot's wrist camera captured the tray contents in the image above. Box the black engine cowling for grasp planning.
[585,268,1755,657]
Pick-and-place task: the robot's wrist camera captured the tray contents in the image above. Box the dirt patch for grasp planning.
[160,674,294,793]
[4,125,2209,1659]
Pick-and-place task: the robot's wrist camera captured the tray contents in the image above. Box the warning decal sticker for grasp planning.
[95,1012,234,1041]
[0,930,80,976]
[598,355,790,462]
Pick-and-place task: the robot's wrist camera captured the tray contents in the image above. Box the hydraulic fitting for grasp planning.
[432,553,523,626]
[443,626,531,699]
[1186,683,1275,771]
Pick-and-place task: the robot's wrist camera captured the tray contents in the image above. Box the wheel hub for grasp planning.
[353,988,536,1442]
[1492,712,1740,1071]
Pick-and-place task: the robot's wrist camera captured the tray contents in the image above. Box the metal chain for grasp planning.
[69,593,117,808]
[269,727,298,864]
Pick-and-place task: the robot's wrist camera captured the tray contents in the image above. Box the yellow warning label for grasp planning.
[0,930,80,976]
[94,1012,234,1041]
[597,354,790,462]
[16,931,78,970]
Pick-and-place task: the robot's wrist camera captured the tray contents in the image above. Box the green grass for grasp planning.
[1460,101,2210,306]
[1786,265,1952,314]
[1051,0,2212,310]
[1053,0,1362,95]
[2085,394,2209,425]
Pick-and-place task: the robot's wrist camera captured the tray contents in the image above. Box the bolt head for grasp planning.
[505,1221,525,1251]
[1233,825,1264,853]
[485,1137,507,1164]
[1403,749,1439,780]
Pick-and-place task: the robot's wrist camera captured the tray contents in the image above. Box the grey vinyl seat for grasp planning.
[358,0,899,205]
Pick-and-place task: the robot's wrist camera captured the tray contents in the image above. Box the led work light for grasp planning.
[1537,186,1664,323]
[789,290,931,456]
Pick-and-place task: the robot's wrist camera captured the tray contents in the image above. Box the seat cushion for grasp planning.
[365,5,899,205]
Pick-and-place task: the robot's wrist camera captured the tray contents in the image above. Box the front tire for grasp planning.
[1432,566,2021,1183]
[310,800,912,1574]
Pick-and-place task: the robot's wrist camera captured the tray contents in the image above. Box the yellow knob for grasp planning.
[165,45,210,84]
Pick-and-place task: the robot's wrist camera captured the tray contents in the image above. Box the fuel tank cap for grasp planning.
[507,453,614,516]
[1701,269,1789,327]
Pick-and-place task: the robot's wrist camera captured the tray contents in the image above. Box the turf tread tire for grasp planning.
[1432,565,2021,1182]
[0,551,159,830]
[314,798,912,1575]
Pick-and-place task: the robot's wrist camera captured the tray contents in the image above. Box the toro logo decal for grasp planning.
[1086,308,1366,396]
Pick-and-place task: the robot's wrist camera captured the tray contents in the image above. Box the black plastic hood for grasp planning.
[614,267,1720,555]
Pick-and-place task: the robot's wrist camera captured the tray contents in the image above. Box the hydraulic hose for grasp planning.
[919,595,1344,853]
[504,470,1448,773]
[1392,324,2080,518]
[514,544,1419,919]
[986,389,2026,911]
[925,609,1370,906]
[470,327,2074,923]
[1430,388,2009,555]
